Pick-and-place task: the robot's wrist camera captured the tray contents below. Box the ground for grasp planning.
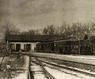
[0,54,29,79]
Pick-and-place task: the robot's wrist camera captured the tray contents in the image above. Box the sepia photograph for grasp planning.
[0,0,95,79]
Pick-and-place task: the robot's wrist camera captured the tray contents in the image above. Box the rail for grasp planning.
[30,57,55,79]
[38,58,95,77]
[36,58,55,79]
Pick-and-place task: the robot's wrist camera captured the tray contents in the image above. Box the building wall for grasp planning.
[10,42,39,52]
[31,43,37,51]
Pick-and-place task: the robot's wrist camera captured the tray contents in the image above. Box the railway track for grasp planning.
[30,57,55,79]
[30,57,95,79]
[36,58,55,79]
[37,58,95,78]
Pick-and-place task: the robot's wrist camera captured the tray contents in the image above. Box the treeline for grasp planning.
[5,23,95,40]
[42,23,95,39]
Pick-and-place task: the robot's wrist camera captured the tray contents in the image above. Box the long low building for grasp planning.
[6,34,64,52]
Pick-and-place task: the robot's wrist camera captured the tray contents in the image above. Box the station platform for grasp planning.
[29,52,95,73]
[30,52,95,65]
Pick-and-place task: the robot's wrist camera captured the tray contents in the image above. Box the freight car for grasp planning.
[54,40,93,55]
[36,42,54,53]
[80,40,93,55]
[54,40,79,54]
[35,39,93,55]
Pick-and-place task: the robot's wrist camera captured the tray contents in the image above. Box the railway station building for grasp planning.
[6,34,64,52]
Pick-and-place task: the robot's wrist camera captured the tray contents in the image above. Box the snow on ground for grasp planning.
[45,66,95,79]
[12,71,28,79]
[13,56,29,79]
[0,56,30,79]
[34,73,47,79]
[31,57,95,79]
[39,58,95,76]
[30,62,47,79]
[31,52,95,65]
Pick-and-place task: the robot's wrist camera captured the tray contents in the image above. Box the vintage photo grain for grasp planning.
[0,0,95,79]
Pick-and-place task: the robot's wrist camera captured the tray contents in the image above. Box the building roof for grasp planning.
[7,34,64,42]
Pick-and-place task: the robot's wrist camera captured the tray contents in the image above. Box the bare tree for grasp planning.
[43,25,56,35]
[21,29,41,36]
[4,23,20,41]
[56,23,93,40]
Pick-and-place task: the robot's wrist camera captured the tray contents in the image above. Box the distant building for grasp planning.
[6,34,64,52]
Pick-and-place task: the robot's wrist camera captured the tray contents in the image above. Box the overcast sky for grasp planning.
[1,0,95,31]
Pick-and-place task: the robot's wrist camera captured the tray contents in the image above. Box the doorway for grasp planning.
[16,44,21,51]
